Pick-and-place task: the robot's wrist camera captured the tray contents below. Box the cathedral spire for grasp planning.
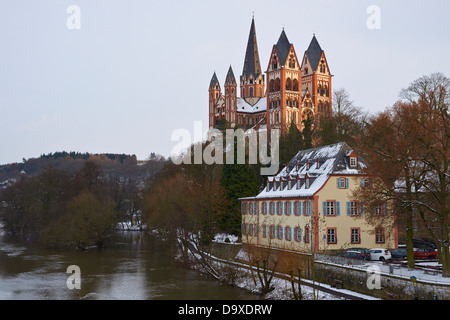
[242,17,262,80]
[241,17,264,99]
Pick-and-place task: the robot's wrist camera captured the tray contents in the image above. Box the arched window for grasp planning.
[269,79,274,93]
[259,87,262,96]
[249,87,254,97]
[293,79,299,91]
[275,78,280,91]
[318,101,323,112]
[286,78,292,91]
[242,87,245,98]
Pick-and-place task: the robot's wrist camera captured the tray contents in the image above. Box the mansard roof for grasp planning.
[242,142,367,199]
[242,17,262,80]
[305,35,323,72]
[274,29,292,66]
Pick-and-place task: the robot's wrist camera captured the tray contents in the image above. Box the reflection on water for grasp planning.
[0,231,258,300]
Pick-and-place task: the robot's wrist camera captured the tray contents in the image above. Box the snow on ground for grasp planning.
[212,233,239,244]
[315,257,450,285]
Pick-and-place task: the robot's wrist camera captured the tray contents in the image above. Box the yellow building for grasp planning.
[240,142,398,253]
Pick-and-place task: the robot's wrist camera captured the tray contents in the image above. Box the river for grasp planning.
[0,229,259,300]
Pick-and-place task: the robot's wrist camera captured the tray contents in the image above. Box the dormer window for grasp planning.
[350,157,357,167]
[305,178,310,189]
[296,178,301,189]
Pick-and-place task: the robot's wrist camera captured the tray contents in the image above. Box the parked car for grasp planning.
[413,238,437,249]
[369,248,392,261]
[335,250,365,260]
[414,247,438,259]
[390,248,407,260]
[344,248,371,260]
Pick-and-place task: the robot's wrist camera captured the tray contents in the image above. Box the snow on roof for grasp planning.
[236,97,267,114]
[241,142,367,200]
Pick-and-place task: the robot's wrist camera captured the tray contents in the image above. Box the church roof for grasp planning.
[236,97,267,114]
[274,29,292,66]
[225,66,236,85]
[209,72,219,90]
[242,17,262,80]
[305,35,323,72]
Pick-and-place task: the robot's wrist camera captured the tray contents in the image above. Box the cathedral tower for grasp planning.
[209,72,221,128]
[300,35,333,117]
[266,29,302,132]
[224,66,237,125]
[240,17,265,103]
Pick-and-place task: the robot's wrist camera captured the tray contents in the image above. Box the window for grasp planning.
[372,202,387,215]
[327,228,337,244]
[262,225,267,238]
[305,178,310,189]
[249,87,254,97]
[270,225,275,239]
[294,226,302,242]
[304,226,310,243]
[286,201,291,215]
[337,177,349,189]
[277,225,283,240]
[295,201,301,216]
[375,228,385,243]
[304,201,311,216]
[350,157,357,167]
[351,228,360,244]
[278,201,283,216]
[285,226,292,241]
[361,178,370,188]
[347,201,360,216]
[327,201,335,215]
[323,200,340,216]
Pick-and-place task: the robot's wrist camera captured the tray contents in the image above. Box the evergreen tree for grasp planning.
[279,121,304,165]
[302,114,313,149]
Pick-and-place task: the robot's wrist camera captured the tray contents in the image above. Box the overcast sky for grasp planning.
[0,0,449,165]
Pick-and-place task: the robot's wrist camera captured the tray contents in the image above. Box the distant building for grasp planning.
[208,17,333,133]
[240,142,398,252]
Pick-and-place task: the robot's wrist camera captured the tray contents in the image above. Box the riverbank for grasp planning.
[178,234,378,300]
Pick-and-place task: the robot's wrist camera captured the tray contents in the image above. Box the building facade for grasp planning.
[240,142,398,253]
[209,18,332,133]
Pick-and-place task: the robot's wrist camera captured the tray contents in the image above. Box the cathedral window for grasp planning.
[286,78,292,91]
[275,78,280,91]
[249,87,254,97]
[293,79,299,91]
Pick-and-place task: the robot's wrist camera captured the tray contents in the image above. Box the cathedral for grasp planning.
[208,17,333,133]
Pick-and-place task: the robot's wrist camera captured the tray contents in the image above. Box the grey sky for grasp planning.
[1,0,449,165]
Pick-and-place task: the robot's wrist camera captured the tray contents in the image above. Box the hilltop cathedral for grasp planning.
[208,17,333,133]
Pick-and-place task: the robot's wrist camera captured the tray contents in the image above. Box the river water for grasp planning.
[0,230,258,300]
